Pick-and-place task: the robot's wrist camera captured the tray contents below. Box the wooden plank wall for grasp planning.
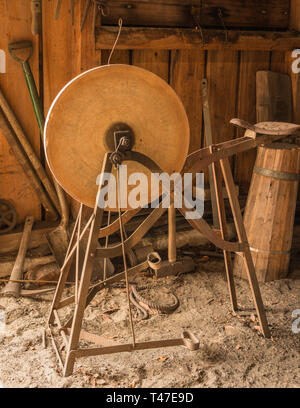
[0,0,41,223]
[0,0,299,224]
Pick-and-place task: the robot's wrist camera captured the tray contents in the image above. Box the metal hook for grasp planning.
[217,8,228,43]
[190,6,205,46]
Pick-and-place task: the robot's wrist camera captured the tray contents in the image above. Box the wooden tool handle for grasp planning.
[31,0,42,35]
[2,216,34,297]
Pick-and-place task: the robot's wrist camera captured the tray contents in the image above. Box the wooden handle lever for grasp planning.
[31,0,42,35]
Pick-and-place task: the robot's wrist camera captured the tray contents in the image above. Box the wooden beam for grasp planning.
[0,221,58,254]
[96,27,300,51]
[100,0,289,30]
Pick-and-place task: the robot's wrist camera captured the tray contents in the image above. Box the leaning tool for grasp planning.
[81,0,92,31]
[55,0,62,19]
[8,41,45,133]
[1,216,34,297]
[201,79,219,230]
[31,0,42,35]
[0,109,58,217]
[0,88,60,214]
[8,40,70,267]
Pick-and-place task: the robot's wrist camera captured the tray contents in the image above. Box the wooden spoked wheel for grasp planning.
[0,200,17,234]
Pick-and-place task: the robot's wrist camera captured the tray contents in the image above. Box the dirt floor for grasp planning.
[0,252,299,388]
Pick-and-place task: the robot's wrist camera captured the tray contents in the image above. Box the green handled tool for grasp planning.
[8,41,45,134]
[8,40,70,268]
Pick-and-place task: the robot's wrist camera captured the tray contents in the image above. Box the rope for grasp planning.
[131,284,180,314]
[116,165,136,347]
[129,290,149,320]
[107,18,123,65]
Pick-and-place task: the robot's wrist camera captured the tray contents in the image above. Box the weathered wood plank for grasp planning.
[95,27,300,51]
[170,50,205,154]
[43,1,78,113]
[0,221,58,254]
[234,52,270,193]
[290,0,300,31]
[77,0,100,72]
[100,0,289,29]
[206,51,238,145]
[0,0,41,223]
[271,51,300,124]
[289,0,300,127]
[256,71,292,122]
[101,50,130,65]
[132,50,169,81]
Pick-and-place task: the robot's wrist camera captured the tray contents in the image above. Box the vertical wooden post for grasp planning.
[168,202,176,263]
[210,152,238,312]
[64,153,112,376]
[220,157,270,338]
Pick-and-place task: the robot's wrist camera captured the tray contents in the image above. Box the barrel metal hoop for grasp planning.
[250,247,290,255]
[253,166,300,182]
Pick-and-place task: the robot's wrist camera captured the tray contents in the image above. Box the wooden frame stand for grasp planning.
[48,138,272,376]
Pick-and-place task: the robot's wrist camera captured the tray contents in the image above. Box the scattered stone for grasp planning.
[224,325,241,336]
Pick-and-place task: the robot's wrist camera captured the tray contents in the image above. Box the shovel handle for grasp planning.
[8,41,33,63]
[22,60,45,134]
[1,216,34,297]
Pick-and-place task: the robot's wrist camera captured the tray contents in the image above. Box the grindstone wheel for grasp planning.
[44,64,190,210]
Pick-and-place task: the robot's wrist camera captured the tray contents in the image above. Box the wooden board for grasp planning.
[234,52,270,193]
[256,71,292,122]
[132,50,169,82]
[101,50,130,66]
[290,0,300,30]
[0,0,41,223]
[0,221,57,254]
[43,1,79,113]
[206,51,238,146]
[95,27,300,51]
[100,0,289,29]
[170,50,205,154]
[271,51,300,126]
[43,0,100,111]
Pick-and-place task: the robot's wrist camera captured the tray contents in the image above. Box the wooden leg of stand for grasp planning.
[211,158,238,311]
[168,202,176,263]
[63,153,112,376]
[48,208,82,324]
[220,157,270,338]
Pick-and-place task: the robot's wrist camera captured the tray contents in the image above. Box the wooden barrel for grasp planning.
[233,143,300,282]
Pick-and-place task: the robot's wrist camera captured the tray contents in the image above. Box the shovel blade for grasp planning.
[46,226,69,267]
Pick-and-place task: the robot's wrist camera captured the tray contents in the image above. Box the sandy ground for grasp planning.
[0,253,299,388]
